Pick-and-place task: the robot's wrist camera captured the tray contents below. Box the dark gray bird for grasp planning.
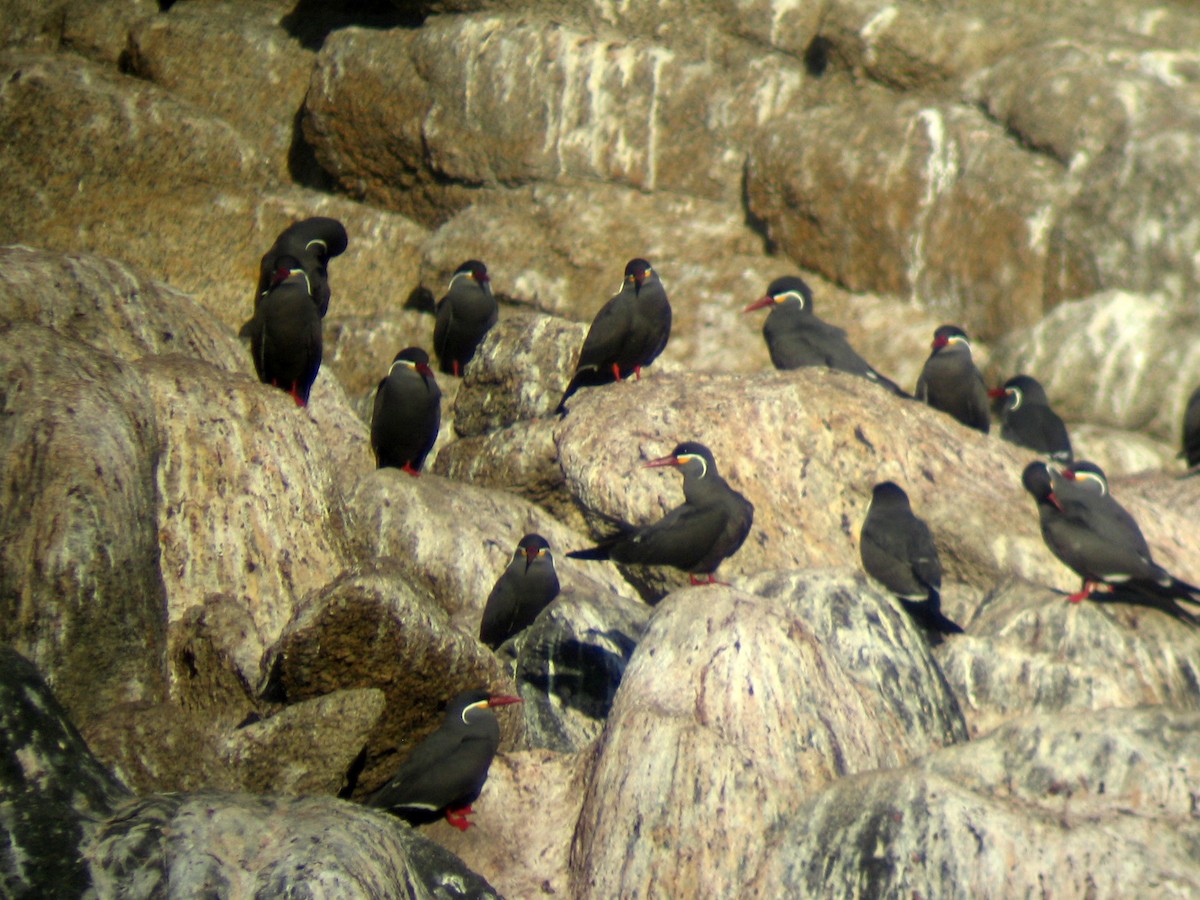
[859,481,963,640]
[988,374,1072,462]
[1021,461,1199,624]
[915,325,990,433]
[479,534,560,650]
[567,442,753,585]
[370,347,442,475]
[1181,385,1200,471]
[743,276,906,395]
[254,217,348,318]
[433,260,497,377]
[555,258,672,414]
[367,689,522,830]
[245,265,322,406]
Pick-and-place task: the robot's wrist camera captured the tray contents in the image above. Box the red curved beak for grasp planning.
[643,454,680,469]
[487,695,523,708]
[416,362,433,377]
[1047,491,1064,512]
[743,295,773,313]
[986,388,1006,399]
[932,335,949,350]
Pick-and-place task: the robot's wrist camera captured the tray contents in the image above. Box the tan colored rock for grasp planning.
[435,748,591,899]
[304,16,805,222]
[61,0,160,66]
[747,90,1070,338]
[347,467,638,634]
[749,707,1200,896]
[168,594,261,727]
[127,3,320,181]
[571,577,965,898]
[263,569,516,791]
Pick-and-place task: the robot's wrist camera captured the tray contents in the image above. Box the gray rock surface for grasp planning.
[571,575,966,898]
[748,707,1200,897]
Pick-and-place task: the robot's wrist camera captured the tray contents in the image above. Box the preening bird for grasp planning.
[859,481,963,640]
[479,534,560,649]
[915,325,990,433]
[568,442,753,586]
[1021,461,1200,625]
[556,258,672,414]
[370,347,442,475]
[433,260,497,377]
[366,689,522,831]
[254,216,348,318]
[244,265,322,406]
[743,275,906,395]
[988,374,1072,462]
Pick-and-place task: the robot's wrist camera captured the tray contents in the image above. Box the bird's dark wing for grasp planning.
[575,294,634,374]
[433,298,453,363]
[861,528,926,599]
[368,730,490,812]
[612,502,727,571]
[907,519,942,595]
[479,567,520,648]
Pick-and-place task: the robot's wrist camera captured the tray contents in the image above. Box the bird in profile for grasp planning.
[568,442,753,586]
[244,265,322,406]
[370,347,442,475]
[479,534,561,650]
[988,374,1072,462]
[1181,385,1200,472]
[1021,461,1199,624]
[433,260,497,377]
[742,275,906,395]
[366,689,522,831]
[253,217,348,318]
[859,481,963,641]
[555,258,672,415]
[915,325,990,433]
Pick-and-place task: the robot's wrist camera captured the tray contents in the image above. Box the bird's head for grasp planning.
[743,275,812,314]
[644,442,717,479]
[1061,461,1108,495]
[1022,461,1062,510]
[390,346,434,378]
[449,259,491,290]
[453,689,523,725]
[931,324,971,353]
[515,533,553,572]
[624,258,654,291]
[870,480,911,510]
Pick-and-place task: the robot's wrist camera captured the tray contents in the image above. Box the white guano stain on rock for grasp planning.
[860,5,898,66]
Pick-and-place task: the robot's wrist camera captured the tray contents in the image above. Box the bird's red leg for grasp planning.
[611,363,622,382]
[1066,580,1098,603]
[690,574,729,586]
[444,806,474,831]
[401,462,421,477]
[289,383,306,407]
[634,366,642,381]
[452,360,461,378]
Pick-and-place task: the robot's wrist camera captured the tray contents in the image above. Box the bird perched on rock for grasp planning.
[859,481,963,641]
[1021,461,1200,624]
[743,275,906,395]
[479,534,560,649]
[254,217,348,318]
[367,689,522,830]
[556,258,672,414]
[989,374,1072,462]
[244,265,322,406]
[370,347,441,475]
[1181,385,1200,472]
[916,325,990,433]
[568,442,753,586]
[434,260,497,377]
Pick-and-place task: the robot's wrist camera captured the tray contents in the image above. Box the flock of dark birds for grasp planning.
[240,216,1200,832]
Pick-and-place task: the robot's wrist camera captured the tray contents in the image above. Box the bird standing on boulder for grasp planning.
[370,347,442,475]
[743,275,906,395]
[254,217,348,318]
[245,265,322,406]
[916,325,990,433]
[479,534,561,649]
[433,260,497,377]
[1021,461,1200,624]
[556,258,672,414]
[568,442,753,586]
[989,374,1072,462]
[367,689,522,831]
[859,481,963,641]
[1181,385,1200,472]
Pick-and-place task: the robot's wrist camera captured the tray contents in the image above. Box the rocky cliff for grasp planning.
[1,0,1199,896]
